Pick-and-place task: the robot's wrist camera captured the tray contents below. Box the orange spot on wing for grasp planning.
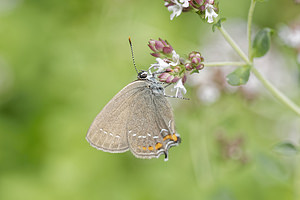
[142,146,147,150]
[172,134,178,142]
[148,146,154,151]
[163,135,172,141]
[155,142,163,150]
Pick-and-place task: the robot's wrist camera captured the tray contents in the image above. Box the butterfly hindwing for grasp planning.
[126,81,180,160]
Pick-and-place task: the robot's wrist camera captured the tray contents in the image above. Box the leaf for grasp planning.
[256,0,268,2]
[252,28,274,58]
[212,18,226,32]
[273,141,299,156]
[226,65,251,86]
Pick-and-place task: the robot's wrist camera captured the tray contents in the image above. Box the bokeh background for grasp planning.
[0,0,300,199]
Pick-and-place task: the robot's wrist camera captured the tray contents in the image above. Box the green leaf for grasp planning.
[273,141,299,156]
[256,0,268,2]
[212,18,226,32]
[226,65,251,86]
[252,28,274,58]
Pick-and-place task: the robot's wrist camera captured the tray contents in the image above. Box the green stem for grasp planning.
[251,67,300,116]
[203,61,246,67]
[217,26,250,64]
[247,0,256,61]
[217,26,300,116]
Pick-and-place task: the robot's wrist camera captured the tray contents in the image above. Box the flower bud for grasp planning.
[158,72,170,81]
[182,74,187,84]
[148,38,173,58]
[189,51,203,64]
[196,64,204,70]
[165,75,175,83]
[172,76,180,83]
[151,52,161,57]
[187,51,204,72]
[190,0,204,9]
[185,63,193,71]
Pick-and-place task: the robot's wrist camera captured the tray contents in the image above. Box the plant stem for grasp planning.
[203,61,246,67]
[251,67,300,116]
[217,26,250,64]
[247,0,256,61]
[217,25,300,116]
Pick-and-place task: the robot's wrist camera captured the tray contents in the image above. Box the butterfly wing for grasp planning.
[86,81,147,153]
[127,82,180,161]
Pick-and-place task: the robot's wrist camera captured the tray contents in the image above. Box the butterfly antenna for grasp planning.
[128,37,139,74]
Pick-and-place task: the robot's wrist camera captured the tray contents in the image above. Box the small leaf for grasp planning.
[212,18,226,32]
[252,28,274,58]
[273,141,299,156]
[226,65,251,86]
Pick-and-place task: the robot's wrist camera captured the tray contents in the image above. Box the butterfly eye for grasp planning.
[138,71,148,79]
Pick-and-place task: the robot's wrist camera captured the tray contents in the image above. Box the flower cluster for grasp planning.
[148,38,173,58]
[164,0,219,23]
[148,38,204,98]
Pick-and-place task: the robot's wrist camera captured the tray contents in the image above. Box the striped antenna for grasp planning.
[128,37,139,74]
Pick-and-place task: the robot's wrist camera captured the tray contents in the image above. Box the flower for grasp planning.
[150,58,170,72]
[205,3,218,23]
[174,79,187,97]
[170,50,180,66]
[165,0,190,20]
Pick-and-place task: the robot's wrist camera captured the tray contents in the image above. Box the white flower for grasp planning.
[174,79,187,98]
[167,0,190,20]
[179,0,190,7]
[149,58,170,72]
[170,50,180,66]
[205,4,218,23]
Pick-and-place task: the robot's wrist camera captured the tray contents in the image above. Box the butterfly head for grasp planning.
[137,70,148,80]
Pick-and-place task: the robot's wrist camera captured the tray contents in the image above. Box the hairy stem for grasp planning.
[217,26,250,64]
[251,67,300,116]
[203,61,246,67]
[247,0,256,61]
[217,25,300,116]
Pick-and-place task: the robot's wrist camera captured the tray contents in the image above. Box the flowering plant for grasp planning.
[142,0,300,121]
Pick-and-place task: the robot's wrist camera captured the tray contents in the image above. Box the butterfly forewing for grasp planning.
[86,81,146,153]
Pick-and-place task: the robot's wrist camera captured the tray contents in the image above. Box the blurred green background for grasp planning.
[0,0,300,200]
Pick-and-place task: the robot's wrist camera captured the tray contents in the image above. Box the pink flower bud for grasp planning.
[158,72,169,80]
[165,75,174,83]
[182,74,187,84]
[148,38,173,56]
[151,53,161,57]
[163,47,173,54]
[199,5,205,11]
[185,63,193,70]
[148,40,156,52]
[196,64,204,70]
[155,40,164,51]
[191,57,200,64]
[190,0,204,9]
[159,38,168,46]
[172,76,180,83]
